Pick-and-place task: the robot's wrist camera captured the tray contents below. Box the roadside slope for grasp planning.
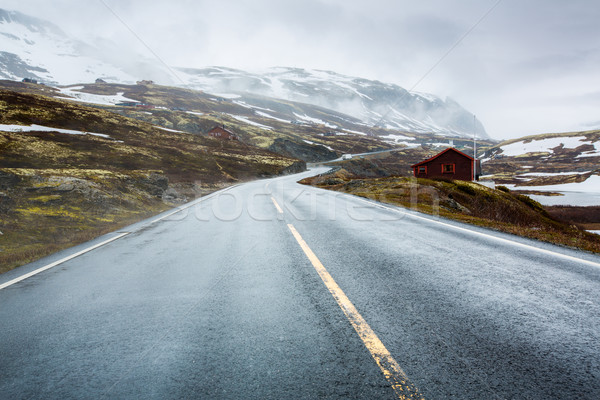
[0,89,303,272]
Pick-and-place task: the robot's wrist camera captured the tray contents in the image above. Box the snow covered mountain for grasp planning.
[0,9,141,84]
[0,8,488,139]
[176,66,489,139]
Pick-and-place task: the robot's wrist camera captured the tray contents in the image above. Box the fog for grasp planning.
[2,0,600,139]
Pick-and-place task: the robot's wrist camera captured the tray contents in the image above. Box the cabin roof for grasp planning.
[411,147,474,168]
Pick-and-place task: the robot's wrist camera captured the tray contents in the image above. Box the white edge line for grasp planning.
[0,232,130,290]
[271,197,284,214]
[149,184,240,224]
[0,183,242,290]
[349,194,600,269]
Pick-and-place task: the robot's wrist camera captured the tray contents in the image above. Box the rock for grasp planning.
[281,160,307,175]
[268,138,337,162]
[0,171,21,190]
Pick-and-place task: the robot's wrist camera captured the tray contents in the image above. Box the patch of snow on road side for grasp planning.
[380,133,415,144]
[186,111,204,116]
[397,141,422,148]
[427,142,453,148]
[57,87,138,106]
[0,124,111,138]
[499,136,588,156]
[228,115,273,130]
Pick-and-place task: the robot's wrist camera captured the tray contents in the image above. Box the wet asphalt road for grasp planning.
[1,167,600,399]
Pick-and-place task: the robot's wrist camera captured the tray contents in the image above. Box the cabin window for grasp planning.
[418,166,427,174]
[442,164,455,173]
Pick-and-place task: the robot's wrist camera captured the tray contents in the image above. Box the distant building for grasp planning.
[411,147,481,181]
[22,78,38,84]
[136,80,154,85]
[207,125,238,140]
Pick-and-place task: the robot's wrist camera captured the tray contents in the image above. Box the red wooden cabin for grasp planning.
[411,147,480,181]
[207,126,238,140]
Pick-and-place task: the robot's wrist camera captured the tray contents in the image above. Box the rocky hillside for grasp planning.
[0,87,303,272]
[3,80,498,165]
[178,66,489,139]
[480,130,600,188]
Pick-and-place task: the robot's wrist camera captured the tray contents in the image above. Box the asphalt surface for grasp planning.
[1,167,600,399]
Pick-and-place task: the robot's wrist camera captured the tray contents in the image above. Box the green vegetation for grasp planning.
[301,171,600,254]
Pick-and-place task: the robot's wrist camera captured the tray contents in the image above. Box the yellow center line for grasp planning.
[271,196,284,214]
[287,224,424,400]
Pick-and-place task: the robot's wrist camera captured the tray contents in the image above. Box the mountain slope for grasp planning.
[481,131,600,186]
[0,87,303,271]
[0,9,138,84]
[0,8,488,141]
[177,66,489,139]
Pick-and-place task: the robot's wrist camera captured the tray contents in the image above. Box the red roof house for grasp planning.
[207,125,238,140]
[411,147,480,181]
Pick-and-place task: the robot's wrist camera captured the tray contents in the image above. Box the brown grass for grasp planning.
[546,206,600,230]
[0,209,163,274]
[301,172,600,254]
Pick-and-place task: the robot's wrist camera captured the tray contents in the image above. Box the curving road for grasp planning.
[1,167,600,399]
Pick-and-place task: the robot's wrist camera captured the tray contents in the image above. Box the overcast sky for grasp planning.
[4,0,600,140]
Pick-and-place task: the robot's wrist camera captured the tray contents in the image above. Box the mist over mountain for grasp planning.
[0,8,488,139]
[177,66,488,139]
[0,9,170,85]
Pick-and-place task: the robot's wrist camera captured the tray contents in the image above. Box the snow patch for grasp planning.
[343,129,368,136]
[58,87,138,106]
[517,171,591,177]
[303,139,334,151]
[255,111,290,123]
[227,114,273,130]
[292,113,338,129]
[0,124,111,138]
[505,175,600,206]
[499,136,588,157]
[155,126,183,133]
[210,93,241,99]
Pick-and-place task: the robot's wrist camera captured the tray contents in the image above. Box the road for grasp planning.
[1,167,600,399]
